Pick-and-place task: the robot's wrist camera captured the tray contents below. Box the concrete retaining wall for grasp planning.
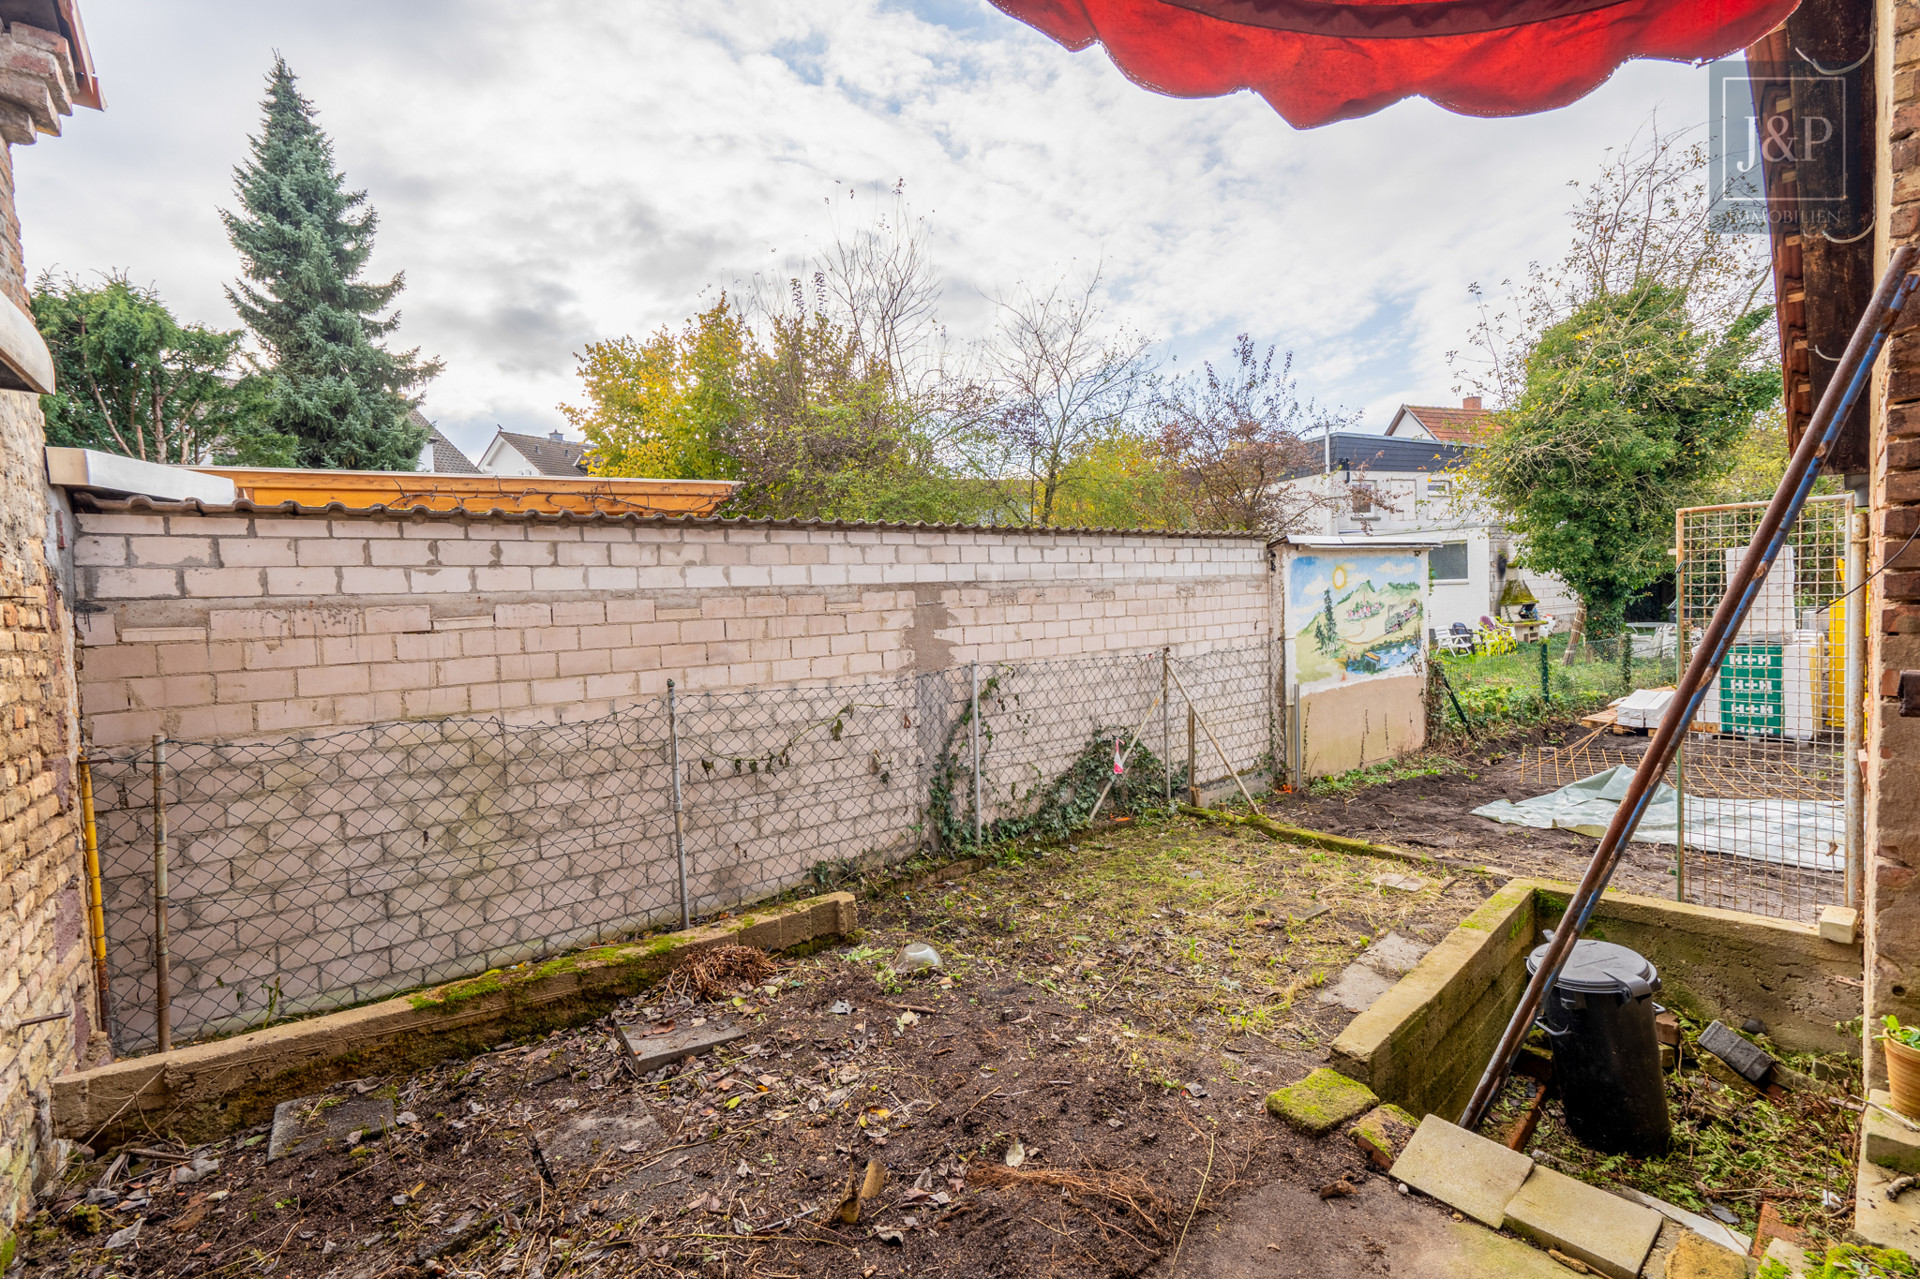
[51,890,856,1148]
[1332,880,1865,1121]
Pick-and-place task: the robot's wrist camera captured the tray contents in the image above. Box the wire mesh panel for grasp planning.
[90,641,1278,1052]
[1675,495,1858,922]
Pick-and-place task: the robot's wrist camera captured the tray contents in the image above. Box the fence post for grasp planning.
[1846,506,1867,908]
[668,680,689,929]
[1674,745,1686,904]
[1161,649,1171,809]
[150,735,171,1054]
[78,758,109,1028]
[1187,705,1198,808]
[970,662,982,848]
[1538,635,1550,706]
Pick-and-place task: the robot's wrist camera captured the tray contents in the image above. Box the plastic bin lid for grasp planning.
[1525,938,1660,999]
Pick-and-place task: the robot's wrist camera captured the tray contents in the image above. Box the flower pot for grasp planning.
[1886,1036,1920,1119]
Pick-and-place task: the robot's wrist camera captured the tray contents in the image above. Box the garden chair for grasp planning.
[1433,625,1474,656]
[1475,615,1518,655]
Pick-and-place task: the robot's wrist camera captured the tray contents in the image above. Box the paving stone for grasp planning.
[1758,1238,1811,1277]
[535,1107,664,1173]
[1388,1114,1534,1228]
[1661,1229,1748,1279]
[617,1021,749,1074]
[1863,1087,1920,1175]
[1501,1164,1660,1279]
[1372,872,1427,893]
[1358,931,1430,976]
[1264,1067,1378,1135]
[267,1091,396,1163]
[1351,1103,1418,1170]
[1853,1135,1920,1255]
[1318,963,1397,1014]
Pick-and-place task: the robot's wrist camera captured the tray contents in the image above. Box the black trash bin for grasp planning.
[1525,937,1670,1156]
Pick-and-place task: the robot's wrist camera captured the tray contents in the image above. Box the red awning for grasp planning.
[991,0,1798,127]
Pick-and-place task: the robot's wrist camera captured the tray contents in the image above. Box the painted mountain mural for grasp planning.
[1288,556,1424,686]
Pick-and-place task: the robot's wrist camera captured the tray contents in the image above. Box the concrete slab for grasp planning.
[1318,963,1397,1014]
[617,1021,750,1074]
[1854,1137,1920,1254]
[267,1091,396,1163]
[1660,1229,1748,1279]
[1373,873,1428,893]
[1502,1164,1660,1279]
[1759,1238,1811,1277]
[1265,1067,1378,1135]
[1360,931,1432,976]
[535,1107,664,1173]
[1609,1185,1749,1255]
[1817,905,1858,945]
[1352,1103,1418,1170]
[1863,1088,1920,1175]
[1389,1114,1534,1228]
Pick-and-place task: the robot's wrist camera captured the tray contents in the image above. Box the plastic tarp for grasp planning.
[1471,765,1843,874]
[990,0,1797,128]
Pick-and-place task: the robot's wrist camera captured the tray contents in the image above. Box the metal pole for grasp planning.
[1086,688,1168,828]
[1161,649,1171,809]
[668,681,689,929]
[970,662,982,848]
[1458,246,1920,1133]
[1167,667,1264,814]
[78,759,109,1028]
[1187,705,1198,808]
[149,735,170,1054]
[1674,745,1686,904]
[1845,505,1867,909]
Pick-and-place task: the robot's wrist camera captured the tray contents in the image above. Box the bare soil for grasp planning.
[17,815,1492,1279]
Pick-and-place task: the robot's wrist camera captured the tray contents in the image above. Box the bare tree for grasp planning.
[1451,118,1771,405]
[974,271,1157,526]
[1159,336,1354,533]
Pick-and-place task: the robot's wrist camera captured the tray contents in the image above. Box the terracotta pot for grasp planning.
[1886,1035,1920,1119]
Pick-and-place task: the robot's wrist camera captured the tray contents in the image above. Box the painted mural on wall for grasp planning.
[1287,552,1424,689]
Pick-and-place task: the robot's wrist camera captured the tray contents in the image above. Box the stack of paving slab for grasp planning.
[1388,1114,1741,1279]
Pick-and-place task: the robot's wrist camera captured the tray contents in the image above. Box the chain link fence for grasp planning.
[88,642,1275,1053]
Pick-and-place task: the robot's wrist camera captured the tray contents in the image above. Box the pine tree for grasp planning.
[223,57,438,471]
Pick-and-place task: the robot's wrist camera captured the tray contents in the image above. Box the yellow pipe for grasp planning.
[78,758,108,1028]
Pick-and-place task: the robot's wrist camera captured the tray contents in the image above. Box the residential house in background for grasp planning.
[1274,398,1577,638]
[413,409,482,474]
[478,428,592,477]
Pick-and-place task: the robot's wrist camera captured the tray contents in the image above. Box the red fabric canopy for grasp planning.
[992,0,1797,127]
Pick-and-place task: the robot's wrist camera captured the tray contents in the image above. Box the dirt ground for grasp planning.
[1267,723,1684,899]
[15,720,1836,1279]
[18,815,1500,1279]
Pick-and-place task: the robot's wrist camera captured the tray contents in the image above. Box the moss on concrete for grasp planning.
[1266,1067,1379,1135]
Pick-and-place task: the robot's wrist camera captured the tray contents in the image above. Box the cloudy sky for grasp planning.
[17,0,1722,459]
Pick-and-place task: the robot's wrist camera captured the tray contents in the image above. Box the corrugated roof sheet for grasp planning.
[70,493,1273,541]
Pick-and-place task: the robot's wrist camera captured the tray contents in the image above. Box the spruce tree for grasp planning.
[223,58,437,471]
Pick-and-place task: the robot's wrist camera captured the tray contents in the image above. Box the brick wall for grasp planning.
[0,20,92,1248]
[1868,0,1920,1080]
[71,506,1272,747]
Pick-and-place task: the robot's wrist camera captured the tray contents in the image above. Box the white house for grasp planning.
[412,410,482,474]
[1276,398,1579,639]
[476,429,593,478]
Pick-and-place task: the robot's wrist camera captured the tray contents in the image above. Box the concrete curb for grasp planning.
[53,891,857,1147]
[1178,804,1495,876]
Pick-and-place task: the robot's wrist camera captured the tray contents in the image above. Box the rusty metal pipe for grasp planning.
[1460,245,1920,1132]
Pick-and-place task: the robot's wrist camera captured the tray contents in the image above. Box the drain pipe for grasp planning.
[79,758,108,1027]
[1460,246,1920,1133]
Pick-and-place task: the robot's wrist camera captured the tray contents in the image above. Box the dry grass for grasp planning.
[660,943,775,1001]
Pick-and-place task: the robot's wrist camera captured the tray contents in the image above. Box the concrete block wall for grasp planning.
[71,507,1272,748]
[70,504,1275,1049]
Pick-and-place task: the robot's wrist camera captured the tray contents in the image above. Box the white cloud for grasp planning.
[15,0,1719,459]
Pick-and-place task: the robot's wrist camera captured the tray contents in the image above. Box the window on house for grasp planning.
[1426,479,1451,498]
[1350,485,1375,515]
[1430,541,1469,582]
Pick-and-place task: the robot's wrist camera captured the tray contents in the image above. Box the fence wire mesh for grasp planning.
[90,642,1275,1053]
[1673,495,1859,921]
[1503,495,1861,924]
